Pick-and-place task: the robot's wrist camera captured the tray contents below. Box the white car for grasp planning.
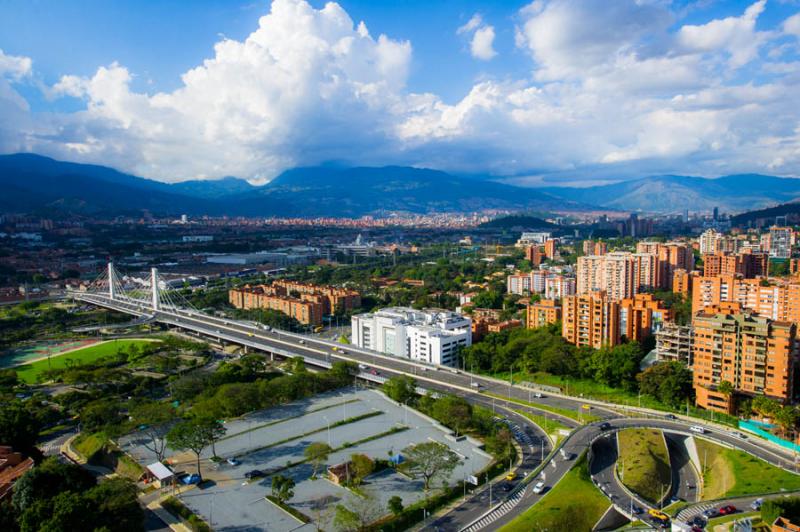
[689,425,706,434]
[532,481,546,494]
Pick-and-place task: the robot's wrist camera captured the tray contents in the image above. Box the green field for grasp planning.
[695,438,800,499]
[617,428,672,504]
[499,453,609,531]
[12,339,160,383]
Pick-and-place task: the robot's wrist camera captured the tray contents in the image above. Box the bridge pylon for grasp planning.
[108,262,115,300]
[151,268,160,311]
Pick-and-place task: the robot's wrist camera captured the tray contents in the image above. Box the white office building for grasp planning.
[351,307,471,367]
[516,232,552,247]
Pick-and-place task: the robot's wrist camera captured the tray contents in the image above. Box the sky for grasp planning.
[1,0,799,185]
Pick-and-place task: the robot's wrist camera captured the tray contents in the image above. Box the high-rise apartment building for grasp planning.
[577,252,639,301]
[561,291,621,349]
[582,240,607,256]
[691,275,800,325]
[635,241,694,289]
[699,229,722,254]
[544,238,558,260]
[527,299,561,329]
[672,268,693,295]
[506,273,532,295]
[766,226,795,259]
[693,304,798,413]
[702,251,768,279]
[544,274,576,300]
[525,245,543,267]
[619,293,673,343]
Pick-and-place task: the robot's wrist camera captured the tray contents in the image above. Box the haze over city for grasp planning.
[1,0,800,184]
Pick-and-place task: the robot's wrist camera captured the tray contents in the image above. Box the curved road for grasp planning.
[72,292,800,531]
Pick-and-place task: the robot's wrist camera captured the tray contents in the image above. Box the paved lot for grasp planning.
[123,387,491,531]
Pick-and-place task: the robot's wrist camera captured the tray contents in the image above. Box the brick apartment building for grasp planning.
[702,251,768,279]
[692,303,798,413]
[525,245,543,267]
[619,293,673,343]
[561,291,621,349]
[691,275,800,325]
[229,281,360,326]
[527,299,561,329]
[271,280,361,315]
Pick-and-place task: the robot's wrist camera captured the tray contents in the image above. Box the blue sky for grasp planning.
[1,0,799,184]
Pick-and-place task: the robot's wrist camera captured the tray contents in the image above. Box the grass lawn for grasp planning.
[487,370,739,427]
[13,338,160,383]
[484,391,599,424]
[514,409,572,446]
[695,438,800,499]
[617,428,672,504]
[499,453,610,532]
[706,510,760,528]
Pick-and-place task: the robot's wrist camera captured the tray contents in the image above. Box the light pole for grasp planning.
[324,416,331,446]
[403,399,411,426]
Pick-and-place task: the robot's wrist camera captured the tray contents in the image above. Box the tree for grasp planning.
[304,442,332,478]
[271,474,295,503]
[637,362,693,408]
[80,400,122,433]
[402,442,462,493]
[387,495,404,516]
[431,395,473,436]
[717,380,734,399]
[12,458,94,518]
[485,427,514,463]
[130,401,174,462]
[0,401,42,458]
[166,417,226,480]
[382,375,417,404]
[349,454,374,486]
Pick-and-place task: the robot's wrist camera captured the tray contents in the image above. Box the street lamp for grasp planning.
[323,416,331,446]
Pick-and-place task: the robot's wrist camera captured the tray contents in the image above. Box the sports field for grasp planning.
[8,339,160,383]
[0,339,99,368]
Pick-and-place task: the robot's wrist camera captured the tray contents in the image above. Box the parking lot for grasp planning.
[122,387,492,531]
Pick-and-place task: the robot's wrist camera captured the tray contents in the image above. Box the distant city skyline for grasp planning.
[1,0,799,184]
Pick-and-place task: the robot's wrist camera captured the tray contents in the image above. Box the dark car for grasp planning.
[665,414,677,420]
[702,508,719,518]
[719,505,737,515]
[245,469,264,479]
[599,422,611,430]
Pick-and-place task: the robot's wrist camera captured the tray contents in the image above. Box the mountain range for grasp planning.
[1,153,800,218]
[539,174,800,214]
[0,154,571,217]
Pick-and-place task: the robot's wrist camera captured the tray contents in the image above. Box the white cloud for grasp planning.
[785,13,800,37]
[457,13,497,61]
[6,0,412,182]
[471,26,497,60]
[457,14,483,35]
[677,0,769,68]
[0,49,32,80]
[1,0,800,184]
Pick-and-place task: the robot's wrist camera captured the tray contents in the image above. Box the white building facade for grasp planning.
[351,307,471,367]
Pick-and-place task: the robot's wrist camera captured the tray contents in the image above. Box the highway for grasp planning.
[70,291,800,530]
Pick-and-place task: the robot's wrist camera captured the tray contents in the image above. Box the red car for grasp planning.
[718,505,737,515]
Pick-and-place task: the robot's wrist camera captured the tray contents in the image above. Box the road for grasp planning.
[71,291,800,531]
